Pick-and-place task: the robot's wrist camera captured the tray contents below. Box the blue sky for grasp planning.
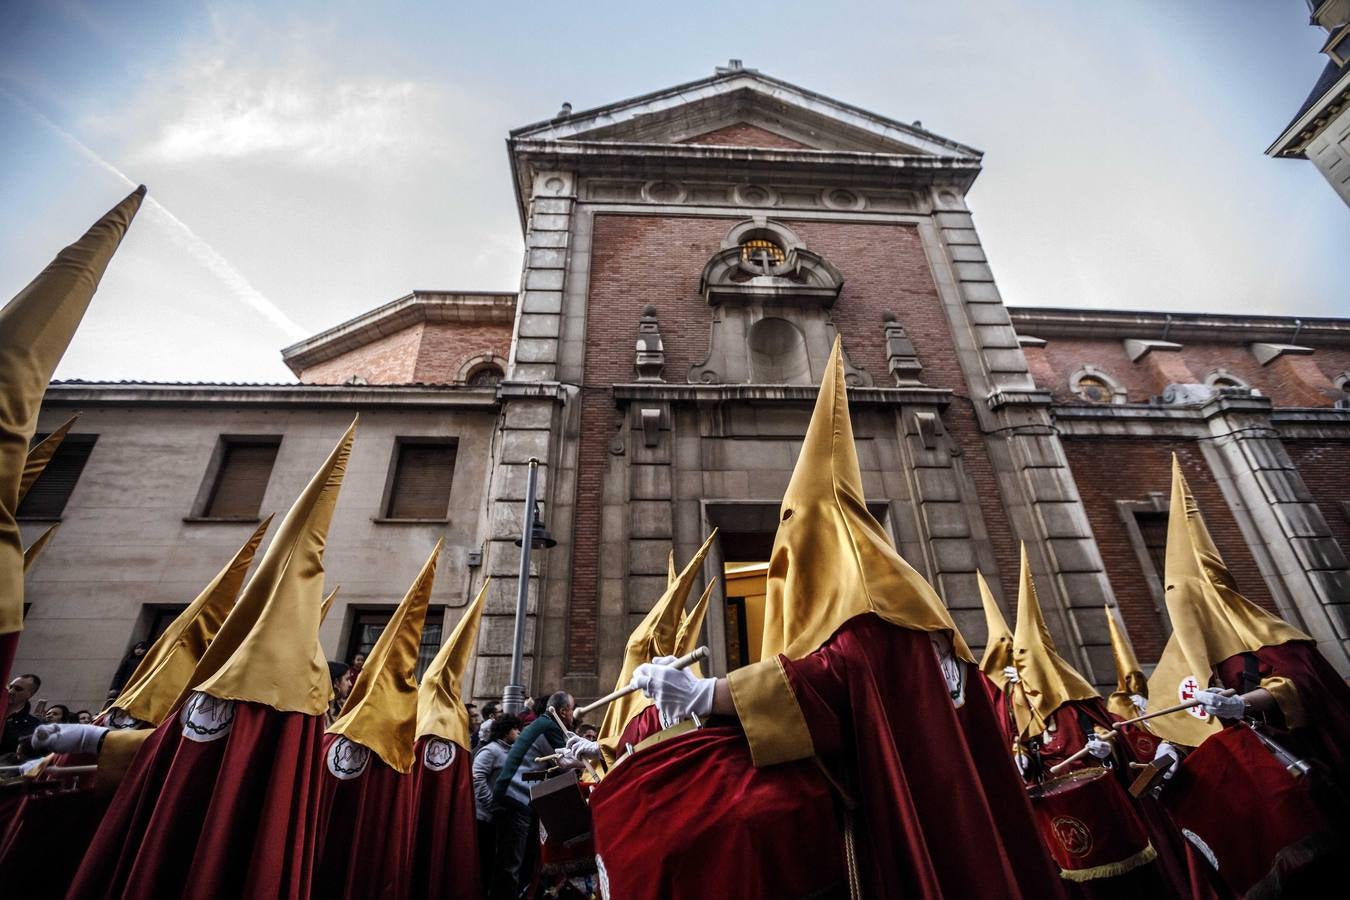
[1,1,1346,382]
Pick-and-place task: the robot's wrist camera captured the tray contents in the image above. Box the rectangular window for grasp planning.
[345,607,444,679]
[1133,510,1169,584]
[17,433,97,519]
[383,439,457,520]
[202,438,280,519]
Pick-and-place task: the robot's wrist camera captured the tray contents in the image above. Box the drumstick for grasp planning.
[575,646,711,717]
[1111,688,1235,729]
[546,707,598,779]
[1048,732,1115,776]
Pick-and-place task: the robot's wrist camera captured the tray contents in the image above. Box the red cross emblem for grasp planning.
[1179,676,1209,720]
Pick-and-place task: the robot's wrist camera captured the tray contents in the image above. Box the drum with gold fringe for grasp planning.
[1028,766,1156,881]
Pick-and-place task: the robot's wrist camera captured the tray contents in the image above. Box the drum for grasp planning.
[1162,724,1327,896]
[1028,766,1156,881]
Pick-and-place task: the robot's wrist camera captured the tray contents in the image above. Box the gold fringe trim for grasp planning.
[1059,843,1157,882]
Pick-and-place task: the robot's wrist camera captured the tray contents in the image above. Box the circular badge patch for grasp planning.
[1182,828,1219,870]
[1178,676,1210,720]
[180,692,235,743]
[1051,815,1094,858]
[326,737,371,780]
[423,738,457,772]
[104,707,144,730]
[596,854,611,900]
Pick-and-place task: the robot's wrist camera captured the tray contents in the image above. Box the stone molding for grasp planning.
[43,382,501,408]
[612,383,952,408]
[1123,338,1183,362]
[1250,342,1317,366]
[1007,308,1350,346]
[280,291,516,374]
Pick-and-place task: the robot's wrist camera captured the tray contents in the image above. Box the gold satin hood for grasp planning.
[1105,606,1147,722]
[1146,457,1307,746]
[320,585,341,622]
[598,530,719,753]
[978,570,1015,690]
[759,337,971,663]
[22,524,58,574]
[111,517,271,725]
[416,577,489,749]
[1011,544,1099,737]
[330,539,439,773]
[20,415,78,501]
[190,419,356,716]
[1,187,144,636]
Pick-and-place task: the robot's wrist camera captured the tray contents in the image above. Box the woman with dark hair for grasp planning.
[106,640,150,698]
[325,661,353,728]
[43,704,71,724]
[472,714,521,888]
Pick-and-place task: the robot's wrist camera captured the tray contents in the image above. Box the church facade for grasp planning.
[19,66,1350,712]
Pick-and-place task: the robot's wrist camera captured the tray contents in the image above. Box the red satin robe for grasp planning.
[313,732,418,900]
[67,699,325,899]
[409,735,480,900]
[593,614,1066,899]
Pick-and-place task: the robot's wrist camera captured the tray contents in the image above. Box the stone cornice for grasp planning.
[280,291,517,374]
[1007,306,1350,346]
[612,383,952,408]
[1267,64,1350,158]
[510,140,981,221]
[41,382,501,409]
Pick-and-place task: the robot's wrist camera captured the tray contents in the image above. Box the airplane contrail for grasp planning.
[3,89,311,340]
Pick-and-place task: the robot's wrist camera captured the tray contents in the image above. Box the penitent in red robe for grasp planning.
[1010,697,1211,900]
[312,732,418,900]
[593,614,1066,899]
[1213,641,1350,796]
[67,698,325,899]
[409,735,480,900]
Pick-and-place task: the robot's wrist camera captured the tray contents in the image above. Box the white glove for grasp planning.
[1130,694,1148,712]
[1085,737,1113,760]
[565,734,601,759]
[1002,666,1020,684]
[554,748,586,771]
[1015,752,1030,774]
[1195,689,1246,720]
[31,723,107,756]
[631,662,716,729]
[1153,741,1181,780]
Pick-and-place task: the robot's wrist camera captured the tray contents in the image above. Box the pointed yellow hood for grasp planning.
[760,337,971,663]
[416,577,489,749]
[190,419,356,715]
[330,539,439,772]
[1,187,144,636]
[20,415,78,501]
[977,570,1015,689]
[667,549,677,587]
[1146,456,1307,746]
[320,585,341,623]
[1105,606,1147,721]
[674,578,717,678]
[598,530,719,753]
[1011,544,1098,737]
[111,517,271,725]
[22,523,59,573]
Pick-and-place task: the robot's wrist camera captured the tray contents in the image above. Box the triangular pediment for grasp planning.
[511,68,980,159]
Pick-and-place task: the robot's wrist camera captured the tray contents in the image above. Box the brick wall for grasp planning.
[566,213,1017,666]
[295,320,512,385]
[1025,336,1350,408]
[679,122,813,149]
[411,322,513,383]
[1062,437,1277,663]
[1285,439,1350,561]
[298,325,423,384]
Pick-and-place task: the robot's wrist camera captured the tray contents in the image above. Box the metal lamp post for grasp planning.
[502,457,555,715]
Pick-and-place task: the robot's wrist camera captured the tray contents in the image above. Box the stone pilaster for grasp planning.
[472,168,578,701]
[922,207,1118,685]
[1199,395,1350,671]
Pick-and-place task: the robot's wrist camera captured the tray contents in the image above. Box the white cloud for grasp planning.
[137,71,432,166]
